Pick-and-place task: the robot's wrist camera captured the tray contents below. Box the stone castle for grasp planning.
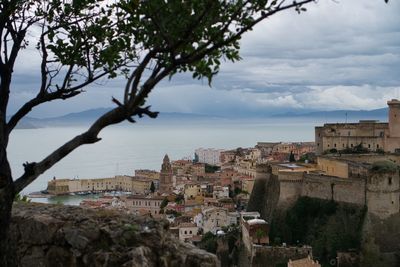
[275,155,400,219]
[255,100,400,219]
[315,99,400,155]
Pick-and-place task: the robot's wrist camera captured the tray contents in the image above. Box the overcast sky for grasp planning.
[8,0,400,118]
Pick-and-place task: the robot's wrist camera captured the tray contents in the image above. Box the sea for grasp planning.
[8,118,322,204]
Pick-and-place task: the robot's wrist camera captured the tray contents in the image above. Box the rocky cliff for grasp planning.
[8,203,218,267]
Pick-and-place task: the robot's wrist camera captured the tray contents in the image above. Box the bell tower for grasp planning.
[159,154,173,194]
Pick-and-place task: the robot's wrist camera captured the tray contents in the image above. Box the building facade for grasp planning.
[315,99,400,155]
[195,148,225,166]
[122,195,164,216]
[47,175,152,195]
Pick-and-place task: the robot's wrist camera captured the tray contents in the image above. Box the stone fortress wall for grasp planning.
[273,157,400,219]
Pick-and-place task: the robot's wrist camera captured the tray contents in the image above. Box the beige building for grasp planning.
[315,99,400,155]
[134,169,160,180]
[191,163,206,177]
[220,150,237,166]
[184,183,202,200]
[122,195,164,216]
[178,223,198,242]
[47,175,152,195]
[172,159,193,175]
[47,178,70,195]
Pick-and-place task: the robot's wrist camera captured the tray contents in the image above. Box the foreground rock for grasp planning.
[8,203,218,267]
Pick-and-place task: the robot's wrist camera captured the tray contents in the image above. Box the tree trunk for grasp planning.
[0,146,15,266]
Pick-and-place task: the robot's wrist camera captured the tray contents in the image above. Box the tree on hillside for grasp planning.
[0,0,389,264]
[255,228,267,245]
[150,181,156,193]
[289,151,296,162]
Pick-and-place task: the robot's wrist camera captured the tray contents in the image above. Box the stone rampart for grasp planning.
[302,174,365,205]
[277,172,303,208]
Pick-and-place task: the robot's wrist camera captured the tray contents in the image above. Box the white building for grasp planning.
[195,148,225,166]
[202,207,239,234]
[213,185,230,199]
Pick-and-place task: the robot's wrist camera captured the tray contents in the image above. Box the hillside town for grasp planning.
[46,99,400,266]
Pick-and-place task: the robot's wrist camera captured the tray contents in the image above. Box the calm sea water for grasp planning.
[8,119,318,197]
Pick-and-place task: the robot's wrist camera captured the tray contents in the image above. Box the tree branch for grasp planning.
[13,105,127,193]
[6,90,81,133]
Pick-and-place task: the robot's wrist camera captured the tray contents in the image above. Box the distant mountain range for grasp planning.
[12,107,389,129]
[13,108,226,128]
[273,107,388,120]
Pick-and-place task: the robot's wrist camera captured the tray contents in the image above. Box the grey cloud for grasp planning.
[7,0,400,118]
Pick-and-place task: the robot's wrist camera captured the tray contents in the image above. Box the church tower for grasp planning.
[159,154,173,194]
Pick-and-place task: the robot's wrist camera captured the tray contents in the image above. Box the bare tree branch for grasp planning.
[13,106,126,192]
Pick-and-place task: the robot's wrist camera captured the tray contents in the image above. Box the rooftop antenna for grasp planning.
[115,163,119,176]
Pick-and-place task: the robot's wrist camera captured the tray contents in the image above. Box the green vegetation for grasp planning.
[174,194,184,204]
[165,209,182,217]
[340,143,370,154]
[123,223,139,233]
[289,151,296,162]
[205,164,220,173]
[270,197,366,265]
[376,148,385,154]
[159,198,169,213]
[298,153,316,163]
[198,225,240,264]
[150,181,155,193]
[371,160,398,173]
[255,228,267,245]
[199,232,218,253]
[14,194,30,203]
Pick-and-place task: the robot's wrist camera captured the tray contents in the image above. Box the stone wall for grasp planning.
[302,174,365,205]
[366,171,400,218]
[339,154,400,164]
[247,173,280,222]
[249,246,312,267]
[277,172,303,208]
[8,203,218,267]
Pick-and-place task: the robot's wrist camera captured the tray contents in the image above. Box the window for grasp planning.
[334,144,337,148]
[184,231,187,234]
[368,144,371,148]
[389,177,392,185]
[377,144,380,149]
[351,144,353,148]
[189,231,192,234]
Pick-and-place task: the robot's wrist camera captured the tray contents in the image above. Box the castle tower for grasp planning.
[159,154,173,194]
[366,161,400,219]
[388,99,400,138]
